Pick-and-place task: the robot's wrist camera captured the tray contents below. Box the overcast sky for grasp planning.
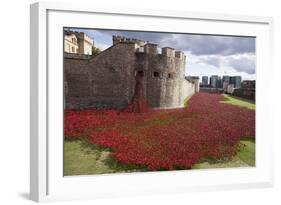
[68,28,256,81]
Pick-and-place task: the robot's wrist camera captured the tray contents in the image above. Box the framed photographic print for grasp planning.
[30,2,274,202]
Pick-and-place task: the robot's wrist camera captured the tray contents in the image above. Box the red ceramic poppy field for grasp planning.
[64,93,255,171]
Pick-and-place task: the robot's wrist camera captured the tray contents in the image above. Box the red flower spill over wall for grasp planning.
[64,93,255,170]
[124,70,150,113]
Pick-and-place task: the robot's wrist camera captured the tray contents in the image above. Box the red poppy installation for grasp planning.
[64,93,255,170]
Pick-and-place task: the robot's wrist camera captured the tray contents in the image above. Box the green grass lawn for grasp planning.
[237,137,255,166]
[64,139,146,176]
[221,94,255,109]
[63,140,112,176]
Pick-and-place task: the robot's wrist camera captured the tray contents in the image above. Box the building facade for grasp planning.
[210,75,218,88]
[64,33,79,54]
[201,76,209,87]
[230,76,242,88]
[222,75,230,84]
[64,36,198,109]
[64,31,94,55]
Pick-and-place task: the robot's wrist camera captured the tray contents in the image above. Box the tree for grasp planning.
[92,46,101,56]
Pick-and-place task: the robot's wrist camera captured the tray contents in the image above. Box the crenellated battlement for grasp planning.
[112,35,185,60]
[175,51,185,59]
[162,47,175,57]
[143,43,158,54]
[113,35,146,46]
[73,32,93,44]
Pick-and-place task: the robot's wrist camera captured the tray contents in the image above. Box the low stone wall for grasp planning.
[232,88,255,101]
[199,87,224,93]
[181,79,196,106]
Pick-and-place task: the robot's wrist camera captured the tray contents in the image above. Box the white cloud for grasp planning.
[189,53,255,75]
[225,53,256,74]
[67,28,256,79]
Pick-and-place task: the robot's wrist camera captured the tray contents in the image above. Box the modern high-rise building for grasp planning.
[216,76,223,88]
[202,76,209,86]
[222,75,230,84]
[222,75,230,91]
[230,76,242,88]
[210,75,218,88]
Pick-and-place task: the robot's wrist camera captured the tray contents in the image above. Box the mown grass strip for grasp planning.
[221,95,255,110]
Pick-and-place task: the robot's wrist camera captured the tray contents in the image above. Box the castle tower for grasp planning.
[175,51,185,59]
[75,32,94,55]
[112,35,124,45]
[162,47,175,57]
[144,43,158,54]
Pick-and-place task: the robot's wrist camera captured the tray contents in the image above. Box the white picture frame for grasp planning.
[30,2,274,202]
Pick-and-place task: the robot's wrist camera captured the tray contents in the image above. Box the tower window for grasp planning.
[168,73,174,79]
[138,70,144,77]
[153,72,160,78]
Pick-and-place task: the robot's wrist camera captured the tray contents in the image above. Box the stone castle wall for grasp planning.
[181,79,196,104]
[65,43,136,109]
[64,39,197,109]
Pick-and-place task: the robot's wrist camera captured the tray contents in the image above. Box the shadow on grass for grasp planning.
[195,156,233,165]
[102,155,148,173]
[240,136,255,143]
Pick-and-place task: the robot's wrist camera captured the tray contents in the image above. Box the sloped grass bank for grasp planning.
[221,94,255,110]
[64,139,147,176]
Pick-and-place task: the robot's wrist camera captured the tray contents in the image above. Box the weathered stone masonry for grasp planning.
[64,36,198,109]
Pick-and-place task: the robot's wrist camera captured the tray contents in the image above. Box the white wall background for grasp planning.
[0,0,280,204]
